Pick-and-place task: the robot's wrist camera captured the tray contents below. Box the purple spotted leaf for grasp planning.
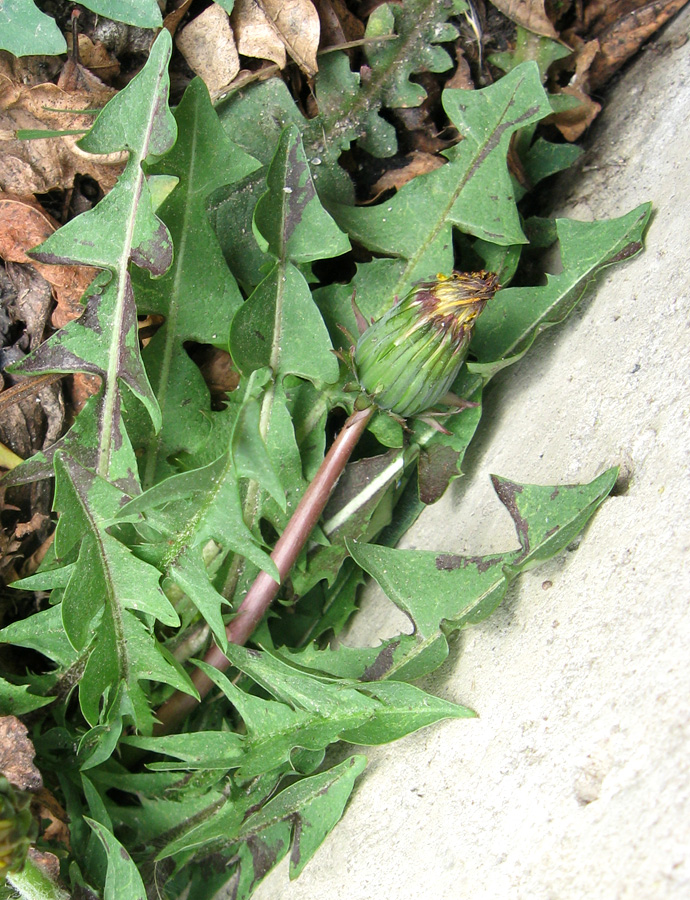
[230,125,347,386]
[7,31,176,484]
[230,756,366,887]
[48,453,195,737]
[151,755,366,893]
[469,204,653,375]
[298,467,619,682]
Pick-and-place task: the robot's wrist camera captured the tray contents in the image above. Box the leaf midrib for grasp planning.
[99,59,168,480]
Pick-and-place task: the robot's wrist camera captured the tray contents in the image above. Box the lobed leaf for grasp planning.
[331,62,553,300]
[280,468,618,684]
[50,453,196,734]
[305,0,466,177]
[0,676,54,716]
[469,203,653,375]
[132,78,260,486]
[235,755,367,882]
[0,604,78,669]
[152,772,282,863]
[230,125,346,387]
[216,1,467,205]
[157,757,366,897]
[6,31,177,486]
[117,439,279,647]
[0,15,655,900]
[126,647,469,780]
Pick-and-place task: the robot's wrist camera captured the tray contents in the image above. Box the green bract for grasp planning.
[354,272,500,418]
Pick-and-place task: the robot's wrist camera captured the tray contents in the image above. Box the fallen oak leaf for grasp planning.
[175,3,240,98]
[0,70,122,195]
[252,0,321,76]
[232,0,287,68]
[0,193,97,328]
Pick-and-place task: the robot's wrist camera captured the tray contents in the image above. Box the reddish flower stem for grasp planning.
[154,405,374,735]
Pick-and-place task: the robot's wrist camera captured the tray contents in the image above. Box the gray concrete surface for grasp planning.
[253,9,690,899]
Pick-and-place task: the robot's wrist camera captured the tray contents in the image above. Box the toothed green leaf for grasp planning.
[8,32,177,485]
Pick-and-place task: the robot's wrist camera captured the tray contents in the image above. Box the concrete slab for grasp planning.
[253,9,690,899]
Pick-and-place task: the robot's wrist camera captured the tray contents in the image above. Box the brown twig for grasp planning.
[0,373,65,414]
[154,405,374,734]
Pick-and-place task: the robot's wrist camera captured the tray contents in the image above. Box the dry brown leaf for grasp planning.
[445,46,475,90]
[490,0,559,38]
[0,349,65,457]
[14,512,49,539]
[176,4,241,98]
[588,0,690,88]
[507,132,531,190]
[0,261,65,464]
[0,67,122,195]
[548,39,601,140]
[232,0,287,67]
[584,0,655,34]
[21,529,55,577]
[0,374,64,414]
[552,84,601,140]
[31,787,70,847]
[252,0,321,76]
[0,716,42,791]
[312,0,364,47]
[188,345,240,407]
[3,262,52,349]
[0,52,62,89]
[0,527,22,583]
[371,152,446,195]
[0,193,96,329]
[65,34,121,85]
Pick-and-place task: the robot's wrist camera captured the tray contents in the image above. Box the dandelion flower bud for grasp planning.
[354,271,499,418]
[0,776,36,874]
